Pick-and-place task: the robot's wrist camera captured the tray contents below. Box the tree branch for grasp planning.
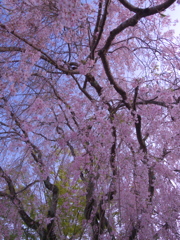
[0,167,41,231]
[100,0,176,53]
[134,114,147,153]
[43,177,59,240]
[85,73,103,96]
[118,0,142,13]
[16,180,40,194]
[90,0,110,59]
[98,51,129,105]
[119,0,175,13]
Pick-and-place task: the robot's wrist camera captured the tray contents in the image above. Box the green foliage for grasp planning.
[159,13,166,17]
[4,234,17,240]
[56,169,86,238]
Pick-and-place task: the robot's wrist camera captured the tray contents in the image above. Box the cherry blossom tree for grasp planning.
[0,0,180,239]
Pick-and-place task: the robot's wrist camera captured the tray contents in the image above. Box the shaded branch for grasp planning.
[137,97,167,107]
[134,114,147,153]
[44,177,59,240]
[85,73,103,96]
[148,167,155,202]
[129,226,138,240]
[44,177,59,218]
[133,86,139,111]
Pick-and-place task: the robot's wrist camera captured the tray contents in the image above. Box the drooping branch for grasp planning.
[6,106,58,239]
[10,109,44,166]
[0,167,41,231]
[97,0,175,210]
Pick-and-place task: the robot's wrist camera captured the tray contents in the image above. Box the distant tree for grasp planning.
[0,0,180,239]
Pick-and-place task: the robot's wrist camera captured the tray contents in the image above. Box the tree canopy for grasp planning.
[0,0,180,239]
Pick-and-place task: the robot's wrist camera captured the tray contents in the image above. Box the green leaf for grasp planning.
[160,13,166,17]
